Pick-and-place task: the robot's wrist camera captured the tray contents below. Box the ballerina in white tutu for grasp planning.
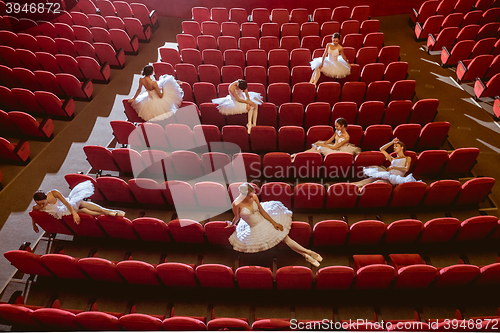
[353,138,419,188]
[31,180,125,233]
[226,183,323,267]
[291,117,361,162]
[212,79,263,133]
[128,65,183,122]
[310,32,351,87]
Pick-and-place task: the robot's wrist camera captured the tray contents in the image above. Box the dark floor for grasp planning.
[0,13,499,328]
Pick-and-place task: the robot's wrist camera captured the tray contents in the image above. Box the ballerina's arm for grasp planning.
[226,202,241,228]
[128,78,144,102]
[153,81,163,98]
[339,46,351,68]
[316,133,350,150]
[253,194,284,231]
[380,138,399,162]
[229,82,256,108]
[50,190,81,224]
[319,43,330,69]
[388,156,411,173]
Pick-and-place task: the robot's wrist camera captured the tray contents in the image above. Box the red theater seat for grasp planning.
[132,217,171,242]
[78,257,123,283]
[316,266,355,289]
[196,264,235,288]
[433,265,480,288]
[312,220,349,246]
[419,217,461,243]
[236,266,274,289]
[168,219,205,243]
[97,216,138,240]
[157,262,197,287]
[349,220,386,245]
[119,314,163,331]
[276,266,313,289]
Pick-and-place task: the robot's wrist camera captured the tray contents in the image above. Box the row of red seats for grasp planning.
[0,45,110,83]
[0,65,93,100]
[441,37,500,67]
[6,247,500,290]
[427,23,499,52]
[186,80,416,109]
[161,61,404,92]
[85,145,478,182]
[124,96,432,132]
[0,292,227,331]
[2,16,139,54]
[415,11,500,41]
[457,53,500,83]
[160,45,401,71]
[63,172,494,211]
[183,18,379,43]
[71,0,158,29]
[0,86,74,118]
[159,47,400,79]
[191,6,371,27]
[0,30,124,68]
[0,110,53,140]
[112,120,449,153]
[410,0,494,26]
[176,31,385,55]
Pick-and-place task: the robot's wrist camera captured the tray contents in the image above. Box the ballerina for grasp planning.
[212,79,263,134]
[31,180,125,233]
[291,117,361,162]
[128,65,183,122]
[226,183,323,267]
[309,32,351,87]
[353,138,419,188]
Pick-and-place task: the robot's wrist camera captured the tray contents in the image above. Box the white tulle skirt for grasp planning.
[212,92,264,115]
[312,141,361,156]
[229,201,292,253]
[363,166,419,185]
[42,180,94,219]
[131,75,184,122]
[310,56,351,79]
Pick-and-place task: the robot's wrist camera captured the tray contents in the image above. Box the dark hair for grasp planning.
[33,190,47,201]
[333,32,341,40]
[335,117,347,128]
[237,79,248,90]
[395,141,407,153]
[142,65,154,76]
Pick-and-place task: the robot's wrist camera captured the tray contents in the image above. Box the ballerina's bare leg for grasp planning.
[247,105,258,133]
[78,201,125,217]
[283,236,323,267]
[251,105,258,127]
[309,68,321,87]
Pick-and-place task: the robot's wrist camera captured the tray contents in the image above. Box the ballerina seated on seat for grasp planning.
[31,180,125,233]
[291,117,361,162]
[353,138,419,188]
[226,183,323,267]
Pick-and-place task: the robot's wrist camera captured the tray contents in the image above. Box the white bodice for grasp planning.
[390,157,408,176]
[239,201,263,228]
[328,48,340,60]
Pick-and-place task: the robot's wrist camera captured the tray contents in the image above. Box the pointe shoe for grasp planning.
[116,210,126,217]
[107,210,117,217]
[304,254,320,267]
[308,251,323,262]
[247,124,252,134]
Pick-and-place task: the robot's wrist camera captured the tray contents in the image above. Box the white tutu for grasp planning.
[42,180,94,219]
[229,201,292,253]
[363,166,419,186]
[212,92,263,115]
[312,140,361,156]
[131,74,183,122]
[310,48,351,79]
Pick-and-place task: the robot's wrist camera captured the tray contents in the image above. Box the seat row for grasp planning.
[474,72,500,99]
[176,32,385,54]
[427,23,500,52]
[191,6,371,27]
[410,0,492,26]
[0,45,110,83]
[64,174,495,212]
[0,110,53,140]
[441,37,500,67]
[188,80,416,109]
[69,0,158,29]
[0,65,93,100]
[0,30,125,68]
[183,18,380,42]
[6,246,500,291]
[113,121,449,153]
[160,46,400,76]
[0,137,30,164]
[161,61,404,92]
[415,11,500,40]
[0,86,74,118]
[0,293,253,331]
[85,144,478,182]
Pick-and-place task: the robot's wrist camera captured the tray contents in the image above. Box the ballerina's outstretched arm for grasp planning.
[252,194,283,231]
[50,190,81,224]
[226,202,241,228]
[339,46,351,68]
[128,79,144,102]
